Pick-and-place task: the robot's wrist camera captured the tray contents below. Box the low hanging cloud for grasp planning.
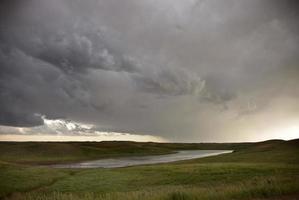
[0,0,299,142]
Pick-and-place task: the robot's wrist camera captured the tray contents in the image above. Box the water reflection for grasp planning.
[52,150,233,169]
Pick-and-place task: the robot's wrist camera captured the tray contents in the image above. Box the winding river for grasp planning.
[51,150,233,169]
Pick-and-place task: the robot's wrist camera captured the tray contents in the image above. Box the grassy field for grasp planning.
[0,141,251,165]
[0,139,298,200]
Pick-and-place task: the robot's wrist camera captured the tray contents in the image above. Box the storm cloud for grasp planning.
[0,0,298,142]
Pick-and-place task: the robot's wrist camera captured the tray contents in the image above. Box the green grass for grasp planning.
[0,139,298,200]
[0,142,175,164]
[0,141,252,164]
[182,139,299,164]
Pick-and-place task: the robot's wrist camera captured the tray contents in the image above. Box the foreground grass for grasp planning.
[0,139,298,200]
[11,180,299,200]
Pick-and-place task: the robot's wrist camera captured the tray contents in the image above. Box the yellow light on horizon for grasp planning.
[0,133,166,143]
[268,125,299,141]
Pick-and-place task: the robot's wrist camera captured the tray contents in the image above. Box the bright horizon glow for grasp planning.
[0,118,298,143]
[0,134,166,142]
[268,125,299,141]
[0,130,298,143]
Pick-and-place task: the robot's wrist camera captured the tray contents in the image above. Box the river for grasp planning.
[51,150,233,169]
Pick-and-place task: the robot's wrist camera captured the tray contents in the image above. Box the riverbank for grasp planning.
[0,141,248,165]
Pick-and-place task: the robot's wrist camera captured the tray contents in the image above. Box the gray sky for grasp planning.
[0,0,298,142]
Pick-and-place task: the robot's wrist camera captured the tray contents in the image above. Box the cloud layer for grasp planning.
[0,0,298,142]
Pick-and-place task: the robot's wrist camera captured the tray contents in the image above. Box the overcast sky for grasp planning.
[0,0,298,142]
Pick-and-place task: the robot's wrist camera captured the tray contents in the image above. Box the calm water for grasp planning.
[51,150,233,169]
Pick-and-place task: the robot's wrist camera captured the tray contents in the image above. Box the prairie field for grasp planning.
[0,139,298,200]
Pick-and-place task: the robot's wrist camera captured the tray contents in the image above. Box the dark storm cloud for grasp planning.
[0,46,94,126]
[0,0,298,141]
[132,67,204,96]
